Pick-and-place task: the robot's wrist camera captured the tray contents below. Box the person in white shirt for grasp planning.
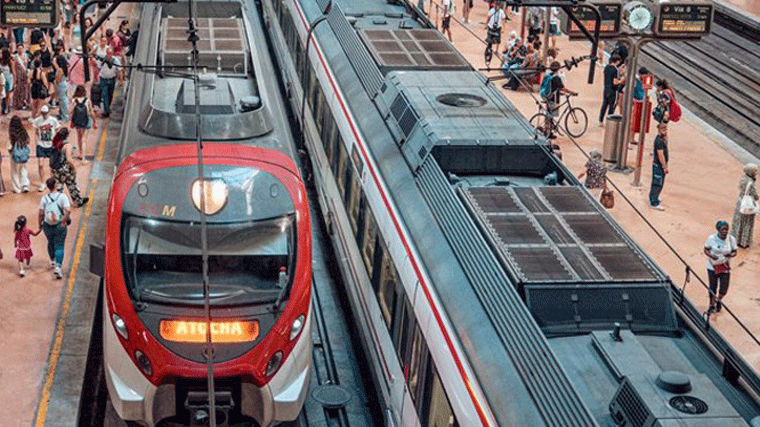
[33,105,60,191]
[703,221,737,315]
[441,0,454,41]
[486,3,507,56]
[97,46,123,117]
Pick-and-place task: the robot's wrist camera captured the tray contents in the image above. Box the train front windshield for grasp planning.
[121,214,295,305]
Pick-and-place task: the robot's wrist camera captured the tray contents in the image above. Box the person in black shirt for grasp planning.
[543,61,577,138]
[598,55,623,126]
[649,123,669,210]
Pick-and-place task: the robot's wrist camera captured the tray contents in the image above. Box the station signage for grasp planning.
[656,2,713,37]
[564,1,623,39]
[1,0,57,27]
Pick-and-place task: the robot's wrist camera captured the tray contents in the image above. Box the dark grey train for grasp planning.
[262,0,760,425]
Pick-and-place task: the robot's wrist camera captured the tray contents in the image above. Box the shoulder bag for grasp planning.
[739,179,759,215]
[600,186,614,209]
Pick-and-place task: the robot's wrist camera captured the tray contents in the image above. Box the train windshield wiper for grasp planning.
[273,268,290,311]
[132,227,143,304]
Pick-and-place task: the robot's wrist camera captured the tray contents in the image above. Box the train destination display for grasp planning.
[565,3,623,39]
[1,0,57,27]
[656,3,713,36]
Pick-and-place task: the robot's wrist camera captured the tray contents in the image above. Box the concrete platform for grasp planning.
[436,1,760,370]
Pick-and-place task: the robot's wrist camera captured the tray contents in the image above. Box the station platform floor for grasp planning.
[724,0,760,19]
[436,0,760,375]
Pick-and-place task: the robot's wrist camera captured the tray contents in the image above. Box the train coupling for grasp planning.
[185,391,235,427]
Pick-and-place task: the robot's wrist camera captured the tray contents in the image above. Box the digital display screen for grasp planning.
[565,4,622,36]
[1,0,57,27]
[658,4,712,35]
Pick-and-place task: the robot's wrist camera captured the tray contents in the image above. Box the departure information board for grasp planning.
[565,3,622,39]
[1,0,57,27]
[656,3,713,36]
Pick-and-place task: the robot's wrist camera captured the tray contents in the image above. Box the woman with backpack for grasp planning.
[654,79,677,125]
[8,115,30,193]
[70,84,96,163]
[49,127,88,207]
[38,177,70,279]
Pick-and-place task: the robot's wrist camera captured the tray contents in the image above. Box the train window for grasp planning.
[423,366,459,427]
[320,106,334,148]
[315,91,327,134]
[376,248,399,330]
[394,295,414,365]
[408,323,427,404]
[309,69,320,112]
[360,205,378,274]
[295,39,305,81]
[335,139,348,197]
[325,123,337,169]
[347,171,361,233]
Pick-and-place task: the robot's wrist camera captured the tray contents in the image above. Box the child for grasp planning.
[14,215,40,277]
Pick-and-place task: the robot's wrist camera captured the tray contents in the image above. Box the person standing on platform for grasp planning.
[731,163,759,248]
[39,177,71,280]
[598,54,623,127]
[462,0,472,24]
[8,115,31,193]
[97,46,122,118]
[654,79,673,125]
[485,2,507,62]
[577,149,607,198]
[441,0,454,41]
[649,123,668,210]
[704,221,737,315]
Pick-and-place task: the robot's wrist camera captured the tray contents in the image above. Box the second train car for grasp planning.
[263,0,760,426]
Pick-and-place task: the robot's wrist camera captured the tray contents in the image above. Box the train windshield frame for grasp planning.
[120,214,296,306]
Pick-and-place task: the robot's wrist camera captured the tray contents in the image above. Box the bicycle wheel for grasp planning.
[563,106,588,138]
[529,112,552,138]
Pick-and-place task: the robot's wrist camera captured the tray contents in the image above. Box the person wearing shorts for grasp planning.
[33,105,59,191]
[441,0,454,41]
[704,221,737,315]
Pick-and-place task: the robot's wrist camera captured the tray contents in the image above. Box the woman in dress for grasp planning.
[54,55,69,122]
[8,115,31,193]
[731,163,759,248]
[12,44,29,111]
[577,149,608,198]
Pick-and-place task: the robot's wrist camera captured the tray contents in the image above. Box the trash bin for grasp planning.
[602,114,623,163]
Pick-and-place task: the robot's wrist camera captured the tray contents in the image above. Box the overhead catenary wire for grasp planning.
[186,0,218,424]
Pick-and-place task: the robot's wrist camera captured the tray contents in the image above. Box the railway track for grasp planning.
[640,7,760,157]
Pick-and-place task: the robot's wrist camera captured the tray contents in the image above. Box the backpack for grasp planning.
[44,193,64,225]
[539,73,555,99]
[669,96,682,122]
[72,98,89,128]
[11,144,29,163]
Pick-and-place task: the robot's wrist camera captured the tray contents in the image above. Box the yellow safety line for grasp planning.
[34,124,109,427]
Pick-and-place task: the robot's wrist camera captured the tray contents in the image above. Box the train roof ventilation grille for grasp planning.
[359,29,470,73]
[388,92,418,139]
[612,379,651,427]
[162,17,247,74]
[669,396,709,415]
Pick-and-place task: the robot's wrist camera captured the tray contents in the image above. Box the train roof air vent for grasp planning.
[359,29,470,73]
[436,93,487,108]
[656,371,692,394]
[162,16,247,74]
[669,396,708,415]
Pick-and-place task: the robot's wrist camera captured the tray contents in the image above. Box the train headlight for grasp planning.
[112,313,128,340]
[191,179,228,215]
[290,314,305,341]
[135,350,153,377]
[265,351,283,377]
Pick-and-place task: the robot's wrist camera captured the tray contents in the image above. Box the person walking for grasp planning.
[0,47,14,115]
[649,123,668,210]
[70,84,96,162]
[462,0,472,24]
[731,163,759,248]
[485,2,507,64]
[14,215,40,277]
[577,149,608,198]
[441,0,454,41]
[598,54,623,127]
[704,221,737,315]
[97,46,122,118]
[39,177,71,279]
[49,127,88,207]
[33,104,59,190]
[53,55,69,122]
[29,59,49,118]
[8,115,31,193]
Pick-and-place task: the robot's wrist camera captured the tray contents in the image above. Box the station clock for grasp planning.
[624,1,654,32]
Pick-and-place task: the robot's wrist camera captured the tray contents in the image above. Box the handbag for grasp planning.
[739,180,759,215]
[600,187,614,209]
[713,262,730,275]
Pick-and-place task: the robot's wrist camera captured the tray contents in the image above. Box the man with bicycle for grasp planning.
[542,61,578,138]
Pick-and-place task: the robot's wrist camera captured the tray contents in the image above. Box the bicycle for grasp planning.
[528,93,588,139]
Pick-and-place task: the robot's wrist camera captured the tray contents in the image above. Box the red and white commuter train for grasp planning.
[91,1,312,425]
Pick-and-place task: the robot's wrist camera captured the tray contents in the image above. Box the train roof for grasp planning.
[118,0,294,164]
[297,0,760,425]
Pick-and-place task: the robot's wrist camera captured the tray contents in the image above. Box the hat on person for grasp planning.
[41,105,49,113]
